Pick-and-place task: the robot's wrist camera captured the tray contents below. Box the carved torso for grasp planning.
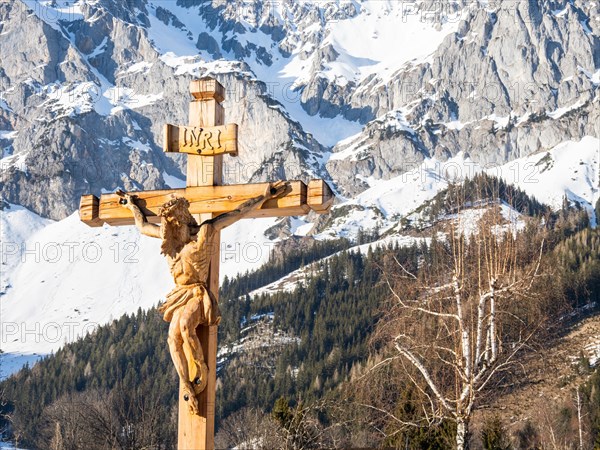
[166,223,215,287]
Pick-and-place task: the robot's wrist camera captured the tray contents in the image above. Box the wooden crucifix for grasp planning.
[79,78,333,449]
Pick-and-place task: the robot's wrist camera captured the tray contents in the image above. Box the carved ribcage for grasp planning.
[190,224,213,282]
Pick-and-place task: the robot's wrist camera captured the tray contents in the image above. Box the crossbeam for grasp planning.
[80,180,333,227]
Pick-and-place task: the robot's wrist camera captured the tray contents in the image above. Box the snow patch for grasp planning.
[0,151,29,173]
[289,217,314,237]
[21,0,84,30]
[547,99,587,119]
[445,202,525,238]
[87,36,108,58]
[296,1,460,86]
[162,171,186,188]
[0,204,53,295]
[122,137,152,153]
[587,338,600,368]
[492,136,600,225]
[121,61,153,75]
[0,130,18,140]
[97,88,163,116]
[220,217,279,277]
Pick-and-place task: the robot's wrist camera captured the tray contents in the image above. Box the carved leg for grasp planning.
[168,311,200,415]
[180,297,209,395]
[204,289,222,326]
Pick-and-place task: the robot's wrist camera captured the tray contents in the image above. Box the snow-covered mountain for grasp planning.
[1,0,599,378]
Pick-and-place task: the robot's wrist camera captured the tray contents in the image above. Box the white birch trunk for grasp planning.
[456,419,468,450]
[576,386,584,450]
[489,282,497,362]
[474,293,486,367]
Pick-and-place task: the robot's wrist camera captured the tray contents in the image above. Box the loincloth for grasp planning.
[158,282,221,325]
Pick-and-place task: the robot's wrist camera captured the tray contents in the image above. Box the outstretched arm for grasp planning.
[117,190,161,239]
[205,181,288,232]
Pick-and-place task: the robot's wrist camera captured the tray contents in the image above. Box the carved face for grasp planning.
[158,197,197,255]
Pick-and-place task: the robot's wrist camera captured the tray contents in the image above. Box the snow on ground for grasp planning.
[547,99,587,119]
[250,0,459,145]
[220,217,280,276]
[355,152,478,215]
[217,312,299,371]
[146,0,354,142]
[0,207,280,379]
[326,109,418,163]
[289,217,314,237]
[0,131,18,140]
[36,74,163,119]
[146,1,219,59]
[0,204,53,294]
[317,1,461,86]
[18,0,462,146]
[586,338,600,368]
[21,0,84,29]
[162,171,186,188]
[322,136,598,241]
[445,202,526,237]
[0,443,27,450]
[567,320,600,369]
[21,1,162,119]
[0,150,29,172]
[492,136,600,225]
[319,152,479,238]
[315,206,383,241]
[0,211,170,378]
[0,99,12,112]
[445,207,487,237]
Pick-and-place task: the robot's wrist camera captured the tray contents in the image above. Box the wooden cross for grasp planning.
[79,78,333,449]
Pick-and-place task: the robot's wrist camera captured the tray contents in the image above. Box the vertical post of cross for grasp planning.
[179,78,225,449]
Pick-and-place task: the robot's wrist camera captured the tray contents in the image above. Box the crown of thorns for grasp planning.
[158,197,193,220]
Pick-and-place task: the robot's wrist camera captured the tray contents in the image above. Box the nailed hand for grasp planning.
[264,181,288,200]
[116,189,138,208]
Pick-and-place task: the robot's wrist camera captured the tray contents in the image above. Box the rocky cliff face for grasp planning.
[322,0,599,195]
[0,0,327,220]
[0,0,598,218]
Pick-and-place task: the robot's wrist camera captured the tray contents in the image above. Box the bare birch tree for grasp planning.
[369,195,547,449]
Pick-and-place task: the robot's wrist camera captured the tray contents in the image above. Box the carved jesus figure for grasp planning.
[119,181,288,415]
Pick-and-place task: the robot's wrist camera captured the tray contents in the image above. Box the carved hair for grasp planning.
[158,197,198,256]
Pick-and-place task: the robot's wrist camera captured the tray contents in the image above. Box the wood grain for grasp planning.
[307,179,335,213]
[163,123,238,156]
[79,195,103,227]
[80,181,333,226]
[179,77,224,450]
[94,181,308,225]
[189,78,225,103]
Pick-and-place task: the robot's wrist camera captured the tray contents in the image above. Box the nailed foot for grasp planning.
[182,383,199,415]
[193,362,209,395]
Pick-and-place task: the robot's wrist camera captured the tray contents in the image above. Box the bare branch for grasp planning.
[394,341,456,413]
